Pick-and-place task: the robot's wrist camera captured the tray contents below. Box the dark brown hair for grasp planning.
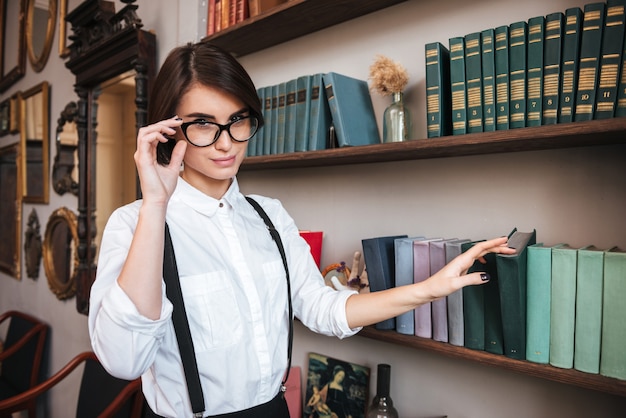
[149,41,263,164]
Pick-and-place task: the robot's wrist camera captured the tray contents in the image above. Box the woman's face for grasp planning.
[175,83,249,198]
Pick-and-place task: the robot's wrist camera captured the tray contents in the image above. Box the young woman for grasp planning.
[88,41,514,418]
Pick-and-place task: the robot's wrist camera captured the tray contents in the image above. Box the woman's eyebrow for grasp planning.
[183,108,249,120]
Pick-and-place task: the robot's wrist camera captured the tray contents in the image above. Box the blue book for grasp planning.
[429,238,458,343]
[249,88,263,157]
[284,78,297,153]
[445,239,470,347]
[394,236,425,335]
[323,72,380,147]
[266,84,279,155]
[308,73,331,151]
[275,82,287,154]
[295,75,311,152]
[261,85,273,156]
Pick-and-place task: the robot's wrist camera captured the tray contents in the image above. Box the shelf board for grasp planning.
[202,0,409,57]
[240,118,626,170]
[358,326,626,398]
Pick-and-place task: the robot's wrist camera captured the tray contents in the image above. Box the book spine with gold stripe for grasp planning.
[574,2,606,121]
[509,21,528,129]
[594,0,626,119]
[542,12,565,125]
[465,32,483,133]
[495,25,510,130]
[449,37,468,135]
[559,7,583,123]
[425,42,452,138]
[527,16,545,127]
[482,29,496,132]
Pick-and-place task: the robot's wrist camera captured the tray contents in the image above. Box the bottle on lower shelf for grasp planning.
[367,363,399,418]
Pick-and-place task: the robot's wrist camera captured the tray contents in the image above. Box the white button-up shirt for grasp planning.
[89,177,359,417]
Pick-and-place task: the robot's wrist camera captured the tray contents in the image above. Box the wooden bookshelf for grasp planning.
[358,326,626,398]
[202,0,409,57]
[240,117,626,170]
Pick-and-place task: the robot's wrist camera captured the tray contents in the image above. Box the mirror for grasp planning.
[24,208,43,279]
[26,0,57,72]
[21,81,50,204]
[53,101,79,196]
[0,142,22,280]
[0,0,27,92]
[43,206,78,299]
[65,0,156,314]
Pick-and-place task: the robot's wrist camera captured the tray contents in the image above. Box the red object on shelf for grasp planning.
[299,231,323,268]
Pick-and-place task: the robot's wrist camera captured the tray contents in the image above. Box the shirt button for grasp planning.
[219,202,224,208]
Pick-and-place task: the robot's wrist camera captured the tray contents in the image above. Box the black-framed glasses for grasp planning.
[180,115,259,147]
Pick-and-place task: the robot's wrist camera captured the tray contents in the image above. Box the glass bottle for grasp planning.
[367,363,399,418]
[382,91,411,143]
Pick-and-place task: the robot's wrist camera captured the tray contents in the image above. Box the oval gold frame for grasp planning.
[43,207,78,300]
[25,0,57,73]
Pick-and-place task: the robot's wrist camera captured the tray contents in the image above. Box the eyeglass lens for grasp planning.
[185,117,258,147]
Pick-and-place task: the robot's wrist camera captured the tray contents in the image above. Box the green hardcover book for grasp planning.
[549,244,579,369]
[481,29,496,132]
[594,0,626,119]
[495,25,510,130]
[449,37,467,135]
[462,240,486,350]
[265,84,278,155]
[275,82,287,153]
[542,12,565,124]
[574,2,606,121]
[526,243,565,364]
[465,32,483,133]
[308,73,331,151]
[483,250,504,355]
[496,229,537,360]
[294,75,311,152]
[284,78,297,153]
[574,245,605,374]
[425,42,452,138]
[600,247,626,380]
[509,21,528,129]
[526,16,544,127]
[559,7,584,123]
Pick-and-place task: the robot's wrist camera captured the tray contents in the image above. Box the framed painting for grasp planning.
[0,142,22,279]
[0,98,8,136]
[0,0,27,92]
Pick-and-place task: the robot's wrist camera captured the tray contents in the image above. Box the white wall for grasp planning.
[1,0,625,417]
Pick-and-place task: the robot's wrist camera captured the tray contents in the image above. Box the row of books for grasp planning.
[361,230,626,381]
[248,72,380,157]
[206,0,288,35]
[425,0,626,138]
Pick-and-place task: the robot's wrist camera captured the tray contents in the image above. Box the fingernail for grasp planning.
[172,115,182,121]
[480,273,490,282]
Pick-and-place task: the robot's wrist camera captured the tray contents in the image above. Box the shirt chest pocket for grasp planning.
[179,271,243,352]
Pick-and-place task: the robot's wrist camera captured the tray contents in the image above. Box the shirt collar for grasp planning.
[171,176,242,217]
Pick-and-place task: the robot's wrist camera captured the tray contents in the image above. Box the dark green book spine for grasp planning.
[509,21,528,129]
[465,32,483,133]
[574,2,606,121]
[527,16,545,127]
[481,29,496,132]
[425,42,452,138]
[495,25,510,130]
[449,37,467,135]
[542,12,565,124]
[559,7,583,123]
[595,0,626,119]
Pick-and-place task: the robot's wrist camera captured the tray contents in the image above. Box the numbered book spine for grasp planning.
[465,32,484,133]
[425,42,452,138]
[294,75,311,152]
[559,7,584,123]
[526,16,545,127]
[275,82,287,154]
[509,21,528,129]
[542,12,565,125]
[481,29,496,132]
[495,25,510,130]
[249,88,263,156]
[574,2,606,121]
[594,0,626,119]
[449,37,467,135]
[284,78,297,153]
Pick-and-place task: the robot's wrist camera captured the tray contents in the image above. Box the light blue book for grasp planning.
[394,236,425,335]
[295,75,311,152]
[308,73,331,151]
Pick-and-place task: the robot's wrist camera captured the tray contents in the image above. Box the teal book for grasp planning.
[249,88,262,156]
[266,84,279,155]
[559,7,584,123]
[294,75,311,152]
[481,29,496,132]
[308,73,331,151]
[284,78,297,153]
[413,238,443,339]
[449,37,467,135]
[464,32,483,133]
[600,247,626,380]
[275,82,287,154]
[509,21,528,129]
[526,243,565,364]
[425,42,452,138]
[494,25,510,130]
[617,3,626,118]
[542,12,565,125]
[496,229,537,360]
[260,87,272,156]
[526,16,544,127]
[574,2,606,121]
[574,245,605,374]
[362,234,408,330]
[549,244,579,369]
[594,0,626,119]
[394,236,425,335]
[323,72,380,147]
[445,239,471,347]
[462,240,486,350]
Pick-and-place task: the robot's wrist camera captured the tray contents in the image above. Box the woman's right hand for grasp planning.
[134,116,187,206]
